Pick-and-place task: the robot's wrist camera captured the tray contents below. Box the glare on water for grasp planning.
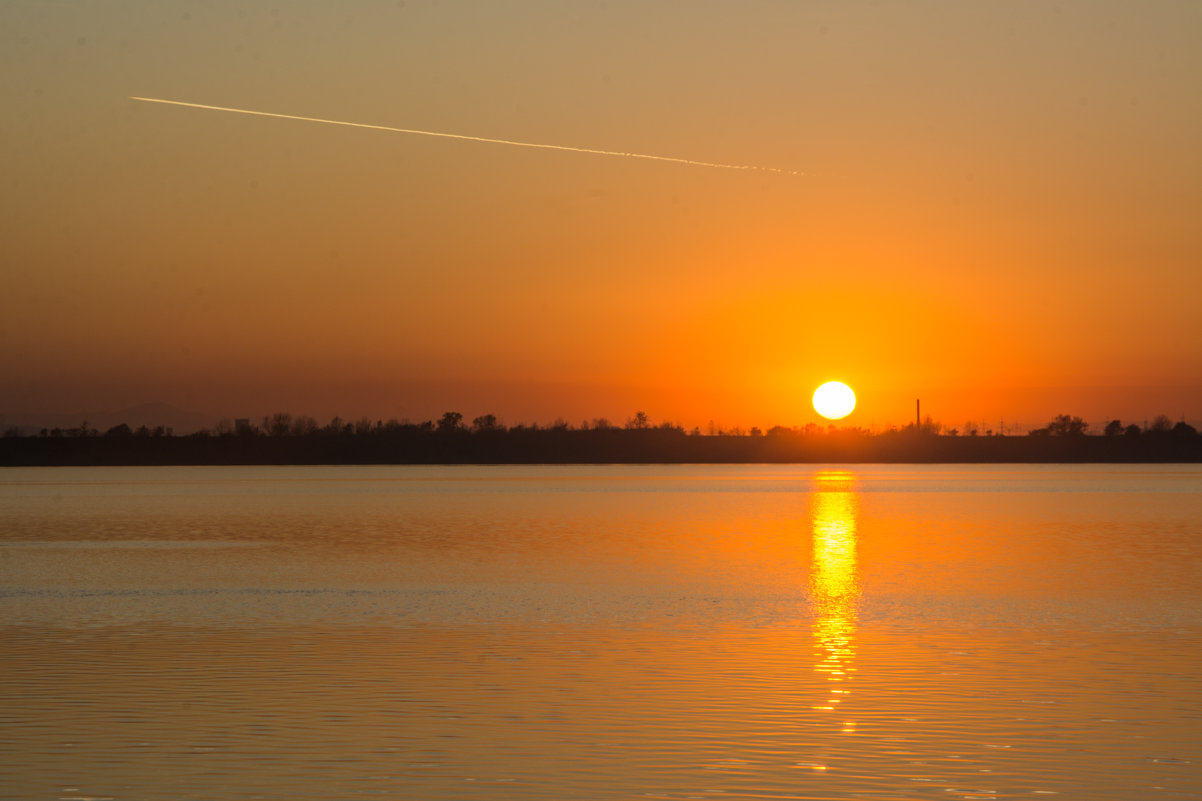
[810,471,860,735]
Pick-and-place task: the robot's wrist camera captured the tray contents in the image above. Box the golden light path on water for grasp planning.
[128,97,800,174]
[810,469,860,739]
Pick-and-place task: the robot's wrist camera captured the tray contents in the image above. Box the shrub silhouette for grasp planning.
[1047,414,1088,436]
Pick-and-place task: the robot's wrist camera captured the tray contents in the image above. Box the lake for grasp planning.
[1,464,1199,800]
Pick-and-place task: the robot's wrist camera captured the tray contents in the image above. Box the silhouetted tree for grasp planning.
[1172,421,1198,437]
[291,415,319,436]
[1124,424,1142,437]
[104,423,133,438]
[266,412,293,437]
[1103,419,1123,437]
[437,411,464,433]
[472,414,501,433]
[1046,414,1088,436]
[626,411,650,430]
[1149,415,1173,433]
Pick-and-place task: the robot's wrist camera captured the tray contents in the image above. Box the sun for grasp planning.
[813,381,856,420]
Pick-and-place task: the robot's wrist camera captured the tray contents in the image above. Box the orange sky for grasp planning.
[2,1,1199,431]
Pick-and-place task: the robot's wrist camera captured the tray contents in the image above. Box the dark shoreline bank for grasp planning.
[3,429,1199,466]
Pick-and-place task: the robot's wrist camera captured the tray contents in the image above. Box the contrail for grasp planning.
[129,96,798,175]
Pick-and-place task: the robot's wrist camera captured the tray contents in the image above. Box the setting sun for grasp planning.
[813,382,856,420]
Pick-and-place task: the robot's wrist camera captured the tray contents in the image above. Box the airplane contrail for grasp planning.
[129,96,798,175]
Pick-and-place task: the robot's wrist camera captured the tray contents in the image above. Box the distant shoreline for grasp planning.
[3,429,1199,466]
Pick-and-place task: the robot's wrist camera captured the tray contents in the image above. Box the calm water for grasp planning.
[1,464,1199,800]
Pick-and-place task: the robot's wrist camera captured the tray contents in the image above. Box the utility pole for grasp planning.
[916,399,921,431]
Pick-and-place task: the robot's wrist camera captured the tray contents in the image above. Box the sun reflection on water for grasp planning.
[810,470,860,728]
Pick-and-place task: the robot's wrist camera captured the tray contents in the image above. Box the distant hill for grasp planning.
[0,402,217,436]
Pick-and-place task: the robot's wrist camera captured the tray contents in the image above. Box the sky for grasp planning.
[2,1,1200,432]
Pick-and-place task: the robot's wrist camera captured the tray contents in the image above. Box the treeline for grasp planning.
[2,411,1199,465]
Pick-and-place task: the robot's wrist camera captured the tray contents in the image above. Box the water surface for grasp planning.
[2,465,1199,799]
